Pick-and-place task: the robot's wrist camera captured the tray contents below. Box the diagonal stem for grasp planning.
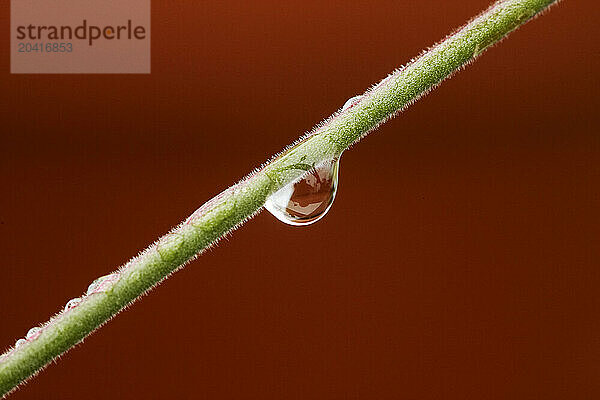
[0,0,560,396]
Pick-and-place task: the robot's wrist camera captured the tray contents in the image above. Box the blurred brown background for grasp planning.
[1,1,599,398]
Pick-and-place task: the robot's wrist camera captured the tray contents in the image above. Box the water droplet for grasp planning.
[64,297,82,312]
[14,339,27,349]
[86,273,119,295]
[265,158,339,226]
[26,327,41,341]
[342,95,362,111]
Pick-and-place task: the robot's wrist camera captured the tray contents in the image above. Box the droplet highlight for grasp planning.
[265,158,340,226]
[342,95,362,111]
[64,297,82,312]
[14,339,27,349]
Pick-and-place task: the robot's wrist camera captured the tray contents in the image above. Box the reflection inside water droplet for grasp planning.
[342,95,363,111]
[265,158,340,226]
[26,327,41,340]
[64,297,82,311]
[15,339,27,348]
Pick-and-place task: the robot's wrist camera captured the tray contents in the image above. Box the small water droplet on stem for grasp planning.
[342,95,363,111]
[64,297,82,312]
[26,327,42,341]
[87,273,119,295]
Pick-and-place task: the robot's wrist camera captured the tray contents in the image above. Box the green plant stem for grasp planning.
[0,0,559,396]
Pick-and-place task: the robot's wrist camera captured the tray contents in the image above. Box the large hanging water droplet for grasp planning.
[265,158,340,226]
